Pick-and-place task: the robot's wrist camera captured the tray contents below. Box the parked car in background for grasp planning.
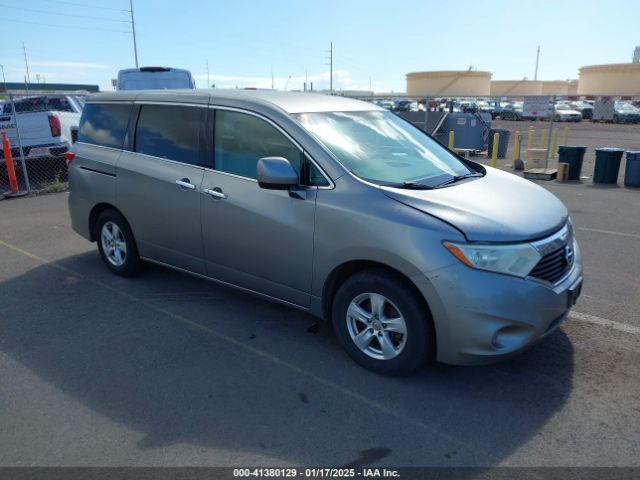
[68,89,581,374]
[116,66,196,91]
[499,102,523,120]
[569,100,594,119]
[477,100,501,119]
[459,101,478,113]
[374,99,395,111]
[392,99,412,112]
[613,101,640,124]
[553,104,582,122]
[0,95,83,162]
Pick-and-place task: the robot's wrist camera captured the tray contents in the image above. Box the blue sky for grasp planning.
[2,0,638,92]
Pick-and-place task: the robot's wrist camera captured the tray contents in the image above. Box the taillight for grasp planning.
[64,151,75,167]
[48,114,61,137]
[140,66,169,72]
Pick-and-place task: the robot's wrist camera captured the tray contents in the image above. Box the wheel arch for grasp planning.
[321,259,433,324]
[88,203,128,242]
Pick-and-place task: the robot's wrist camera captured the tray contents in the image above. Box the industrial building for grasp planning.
[406,70,491,97]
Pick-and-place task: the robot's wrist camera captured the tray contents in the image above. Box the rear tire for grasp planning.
[331,269,434,375]
[96,209,141,277]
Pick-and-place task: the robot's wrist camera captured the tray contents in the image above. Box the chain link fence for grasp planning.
[1,93,84,196]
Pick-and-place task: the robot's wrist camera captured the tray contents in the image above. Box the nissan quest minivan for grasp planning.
[67,89,582,375]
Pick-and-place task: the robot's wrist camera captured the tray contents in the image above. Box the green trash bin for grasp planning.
[593,148,624,184]
[557,146,587,181]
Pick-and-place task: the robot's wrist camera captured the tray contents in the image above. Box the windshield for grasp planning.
[294,110,473,186]
[616,102,638,112]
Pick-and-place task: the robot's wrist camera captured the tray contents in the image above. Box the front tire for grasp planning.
[331,269,434,375]
[96,209,141,277]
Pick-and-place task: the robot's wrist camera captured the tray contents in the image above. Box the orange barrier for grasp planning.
[2,132,19,194]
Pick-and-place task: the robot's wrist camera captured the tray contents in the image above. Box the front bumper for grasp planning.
[413,241,582,366]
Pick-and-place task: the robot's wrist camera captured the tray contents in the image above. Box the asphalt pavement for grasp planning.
[0,191,639,468]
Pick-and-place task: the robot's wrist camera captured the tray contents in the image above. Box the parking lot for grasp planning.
[485,119,640,179]
[1,177,639,468]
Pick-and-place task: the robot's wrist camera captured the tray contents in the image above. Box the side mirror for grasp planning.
[257,157,299,190]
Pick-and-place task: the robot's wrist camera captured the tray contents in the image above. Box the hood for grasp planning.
[381,167,568,242]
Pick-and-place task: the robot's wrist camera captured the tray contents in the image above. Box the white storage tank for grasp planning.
[578,63,640,96]
[490,80,542,97]
[406,70,491,97]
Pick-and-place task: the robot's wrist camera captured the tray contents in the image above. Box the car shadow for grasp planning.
[0,252,574,467]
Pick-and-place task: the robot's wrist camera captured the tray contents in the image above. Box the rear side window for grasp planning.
[2,96,75,114]
[134,105,203,166]
[78,103,131,149]
[214,110,301,179]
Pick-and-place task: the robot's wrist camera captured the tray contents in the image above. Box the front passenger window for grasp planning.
[214,110,301,179]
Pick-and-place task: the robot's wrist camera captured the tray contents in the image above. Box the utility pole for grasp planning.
[206,60,210,88]
[22,42,31,86]
[129,0,139,67]
[534,45,540,81]
[329,41,333,94]
[0,65,8,94]
[369,76,372,93]
[271,66,274,89]
[305,69,308,91]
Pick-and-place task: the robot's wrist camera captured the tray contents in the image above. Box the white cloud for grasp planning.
[193,69,388,92]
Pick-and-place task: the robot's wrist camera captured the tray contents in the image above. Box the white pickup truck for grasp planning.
[0,95,84,162]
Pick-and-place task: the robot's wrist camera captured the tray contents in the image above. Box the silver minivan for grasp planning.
[67,89,582,375]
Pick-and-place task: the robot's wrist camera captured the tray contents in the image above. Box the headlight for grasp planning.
[443,241,542,278]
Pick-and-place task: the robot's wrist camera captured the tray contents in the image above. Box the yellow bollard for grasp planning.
[527,126,534,150]
[491,132,499,168]
[513,131,520,163]
[540,128,548,148]
[448,130,455,150]
[562,126,569,146]
[551,128,559,158]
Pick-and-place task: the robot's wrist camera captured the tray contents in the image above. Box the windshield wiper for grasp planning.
[396,181,436,190]
[433,172,483,188]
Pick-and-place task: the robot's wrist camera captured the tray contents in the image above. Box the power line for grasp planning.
[0,3,129,22]
[3,17,131,33]
[41,0,130,12]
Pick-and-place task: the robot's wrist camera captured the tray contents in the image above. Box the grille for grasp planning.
[530,246,570,283]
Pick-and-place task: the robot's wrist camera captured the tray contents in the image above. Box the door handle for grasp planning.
[204,187,228,200]
[176,178,196,190]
